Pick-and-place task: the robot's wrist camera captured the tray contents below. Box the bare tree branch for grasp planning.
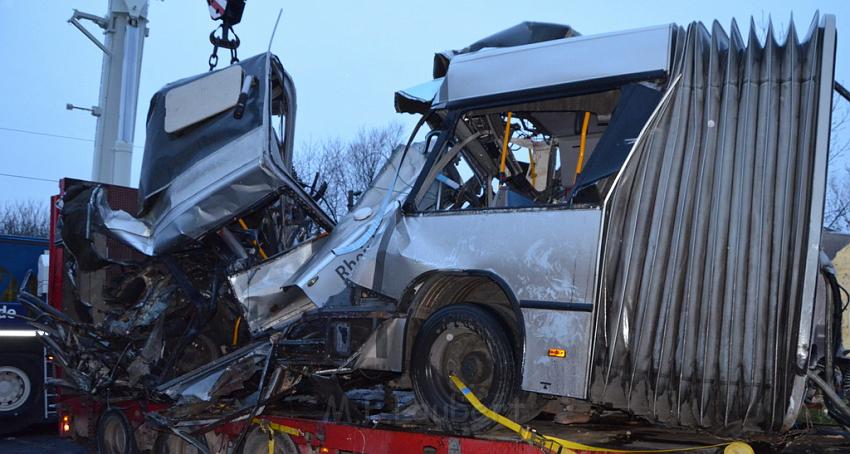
[294,123,405,220]
[0,200,49,238]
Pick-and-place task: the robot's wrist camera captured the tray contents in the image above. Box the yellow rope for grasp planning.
[449,375,749,454]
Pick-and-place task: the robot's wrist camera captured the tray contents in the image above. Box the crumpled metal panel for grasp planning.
[432,22,580,79]
[227,236,326,334]
[156,341,272,403]
[89,53,333,257]
[394,78,444,114]
[590,15,836,432]
[225,142,429,335]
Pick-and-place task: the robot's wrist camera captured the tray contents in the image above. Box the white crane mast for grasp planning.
[69,0,149,186]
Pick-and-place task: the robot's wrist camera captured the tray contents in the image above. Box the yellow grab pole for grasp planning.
[575,111,592,175]
[237,218,269,260]
[231,316,242,346]
[498,112,513,181]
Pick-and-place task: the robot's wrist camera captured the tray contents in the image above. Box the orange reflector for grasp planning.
[320,448,330,453]
[61,415,71,433]
[548,348,567,358]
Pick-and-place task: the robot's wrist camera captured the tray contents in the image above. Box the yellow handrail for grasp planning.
[575,111,592,175]
[238,218,268,260]
[499,112,513,180]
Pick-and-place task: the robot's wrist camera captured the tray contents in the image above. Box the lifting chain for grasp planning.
[208,23,240,71]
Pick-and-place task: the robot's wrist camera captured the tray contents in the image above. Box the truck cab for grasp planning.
[0,234,54,434]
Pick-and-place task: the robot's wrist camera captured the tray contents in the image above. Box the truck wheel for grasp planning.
[153,431,208,454]
[0,353,42,435]
[240,426,298,454]
[411,304,517,434]
[97,408,138,454]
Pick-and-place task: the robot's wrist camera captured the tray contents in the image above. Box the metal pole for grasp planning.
[76,0,148,186]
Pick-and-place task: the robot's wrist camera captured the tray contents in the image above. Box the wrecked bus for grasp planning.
[21,13,848,449]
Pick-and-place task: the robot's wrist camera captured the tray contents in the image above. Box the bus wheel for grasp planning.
[411,303,517,435]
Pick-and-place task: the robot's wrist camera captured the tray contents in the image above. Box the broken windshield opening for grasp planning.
[269,55,296,169]
[415,84,660,212]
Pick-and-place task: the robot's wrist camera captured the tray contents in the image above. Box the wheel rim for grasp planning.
[102,416,129,454]
[426,322,496,407]
[0,366,31,412]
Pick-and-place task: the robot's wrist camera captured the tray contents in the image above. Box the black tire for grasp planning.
[507,390,547,424]
[411,304,518,434]
[239,426,298,454]
[97,408,137,454]
[153,431,208,454]
[0,352,43,435]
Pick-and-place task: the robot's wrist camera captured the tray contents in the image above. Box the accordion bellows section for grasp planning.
[590,14,835,432]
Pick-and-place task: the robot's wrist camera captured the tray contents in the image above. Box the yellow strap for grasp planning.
[252,417,304,438]
[449,375,746,454]
[498,112,513,178]
[231,316,242,346]
[238,218,269,260]
[575,111,591,175]
[266,420,304,437]
[267,429,275,454]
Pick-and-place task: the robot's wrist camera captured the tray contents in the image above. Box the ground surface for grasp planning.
[0,423,87,454]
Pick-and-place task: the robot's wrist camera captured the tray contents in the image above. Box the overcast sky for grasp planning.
[1,0,848,204]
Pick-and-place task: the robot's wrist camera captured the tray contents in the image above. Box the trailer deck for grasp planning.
[55,389,850,453]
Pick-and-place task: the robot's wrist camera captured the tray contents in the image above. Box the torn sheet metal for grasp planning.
[74,53,333,257]
[157,341,272,404]
[139,53,269,212]
[590,16,836,432]
[228,237,326,334]
[226,141,429,334]
[433,21,580,79]
[394,78,444,114]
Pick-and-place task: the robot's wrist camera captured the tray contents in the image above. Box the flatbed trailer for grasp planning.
[55,392,850,453]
